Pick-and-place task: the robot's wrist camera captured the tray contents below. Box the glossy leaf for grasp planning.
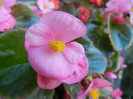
[0,29,37,98]
[86,47,107,74]
[106,52,120,72]
[16,16,40,28]
[86,24,114,58]
[11,4,34,19]
[108,14,133,51]
[74,36,92,51]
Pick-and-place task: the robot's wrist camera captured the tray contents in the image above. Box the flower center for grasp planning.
[131,8,133,12]
[48,39,65,52]
[45,4,50,8]
[90,90,100,99]
[0,1,3,8]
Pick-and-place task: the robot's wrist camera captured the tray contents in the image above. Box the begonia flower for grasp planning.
[25,11,88,89]
[76,78,112,99]
[104,0,133,24]
[37,0,60,14]
[0,0,16,32]
[105,0,132,14]
[0,0,16,13]
[104,72,117,79]
[89,0,102,7]
[79,7,90,22]
[111,88,123,99]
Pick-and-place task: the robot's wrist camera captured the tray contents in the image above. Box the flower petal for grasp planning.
[41,11,86,43]
[28,46,75,80]
[37,74,62,89]
[0,14,16,32]
[1,0,16,8]
[92,78,112,91]
[25,23,53,47]
[63,42,85,64]
[61,56,88,84]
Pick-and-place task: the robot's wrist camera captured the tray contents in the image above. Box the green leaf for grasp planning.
[16,16,40,28]
[11,4,34,19]
[86,24,114,58]
[74,36,92,51]
[106,52,120,72]
[64,84,79,99]
[24,88,55,99]
[94,13,105,25]
[0,29,37,98]
[82,0,90,8]
[108,14,133,51]
[86,47,107,74]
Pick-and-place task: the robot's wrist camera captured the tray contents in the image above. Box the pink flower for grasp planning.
[37,0,60,14]
[120,56,127,68]
[0,0,16,32]
[0,0,16,13]
[76,78,112,99]
[111,88,123,99]
[25,11,88,89]
[89,0,102,7]
[104,0,133,24]
[104,0,132,14]
[79,7,91,22]
[104,72,117,79]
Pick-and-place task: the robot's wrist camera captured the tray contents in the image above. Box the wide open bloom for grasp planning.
[79,7,91,22]
[37,0,60,14]
[0,0,16,32]
[25,11,88,89]
[111,88,123,99]
[76,78,112,99]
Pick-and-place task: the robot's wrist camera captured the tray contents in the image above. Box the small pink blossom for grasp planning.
[0,0,16,32]
[37,0,60,14]
[104,72,117,79]
[25,11,88,89]
[111,88,123,99]
[76,78,112,99]
[104,0,132,14]
[104,0,133,24]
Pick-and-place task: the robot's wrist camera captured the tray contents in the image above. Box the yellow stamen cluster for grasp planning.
[45,4,49,8]
[0,1,3,8]
[90,90,100,99]
[48,39,65,52]
[86,75,93,81]
[131,8,133,12]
